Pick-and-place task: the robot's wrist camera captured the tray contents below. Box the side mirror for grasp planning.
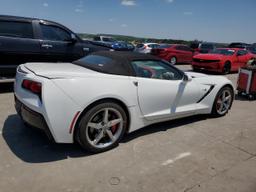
[183,74,192,82]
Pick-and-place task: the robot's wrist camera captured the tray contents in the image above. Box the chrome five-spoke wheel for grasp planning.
[212,86,233,117]
[216,90,232,115]
[77,102,127,152]
[86,108,123,149]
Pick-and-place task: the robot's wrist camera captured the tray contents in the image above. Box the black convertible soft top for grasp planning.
[92,51,160,61]
[73,51,162,76]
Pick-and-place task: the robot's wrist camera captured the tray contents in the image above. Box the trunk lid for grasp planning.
[24,62,97,78]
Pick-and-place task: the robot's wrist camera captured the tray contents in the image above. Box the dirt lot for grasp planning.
[0,65,256,192]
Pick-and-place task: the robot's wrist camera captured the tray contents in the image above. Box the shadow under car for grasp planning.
[2,114,208,163]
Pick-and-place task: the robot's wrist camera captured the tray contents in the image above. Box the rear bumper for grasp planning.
[15,96,55,142]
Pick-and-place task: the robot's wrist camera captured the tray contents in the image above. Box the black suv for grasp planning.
[228,42,251,49]
[229,42,256,54]
[0,15,109,78]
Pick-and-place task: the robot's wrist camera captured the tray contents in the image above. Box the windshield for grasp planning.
[210,49,235,55]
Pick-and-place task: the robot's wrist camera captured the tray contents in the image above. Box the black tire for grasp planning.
[211,86,234,117]
[76,102,127,153]
[222,61,231,75]
[237,90,243,96]
[248,94,255,100]
[192,66,200,72]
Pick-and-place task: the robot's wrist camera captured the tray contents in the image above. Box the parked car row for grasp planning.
[1,15,255,81]
[134,43,159,54]
[133,41,256,74]
[91,35,135,51]
[151,44,194,65]
[192,48,254,74]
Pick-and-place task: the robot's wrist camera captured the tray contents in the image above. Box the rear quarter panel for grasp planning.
[52,74,146,133]
[52,75,137,108]
[15,69,82,143]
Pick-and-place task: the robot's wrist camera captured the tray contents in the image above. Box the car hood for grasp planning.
[193,53,224,60]
[24,62,98,78]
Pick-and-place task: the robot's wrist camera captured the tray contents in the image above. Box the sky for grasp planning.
[0,0,255,43]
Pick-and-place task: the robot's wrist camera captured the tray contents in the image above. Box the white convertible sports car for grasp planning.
[14,51,234,153]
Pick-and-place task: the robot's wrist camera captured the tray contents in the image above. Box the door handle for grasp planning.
[41,44,53,49]
[83,47,90,52]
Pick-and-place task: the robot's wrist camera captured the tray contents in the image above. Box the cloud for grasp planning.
[109,18,115,22]
[121,24,128,27]
[77,0,83,8]
[75,8,84,13]
[183,11,193,15]
[166,0,174,3]
[121,0,136,6]
[43,2,48,7]
[75,1,84,13]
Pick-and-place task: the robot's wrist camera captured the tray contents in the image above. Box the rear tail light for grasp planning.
[22,79,42,98]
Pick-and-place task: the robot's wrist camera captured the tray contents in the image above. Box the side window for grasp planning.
[175,46,190,51]
[175,46,183,51]
[148,44,158,48]
[40,24,71,41]
[237,50,248,56]
[131,60,183,80]
[136,44,144,48]
[153,44,159,49]
[0,21,33,39]
[182,46,192,52]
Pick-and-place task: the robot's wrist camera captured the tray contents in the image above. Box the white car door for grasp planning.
[131,60,201,121]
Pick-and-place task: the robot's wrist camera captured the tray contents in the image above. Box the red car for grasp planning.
[151,44,194,65]
[192,48,255,74]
